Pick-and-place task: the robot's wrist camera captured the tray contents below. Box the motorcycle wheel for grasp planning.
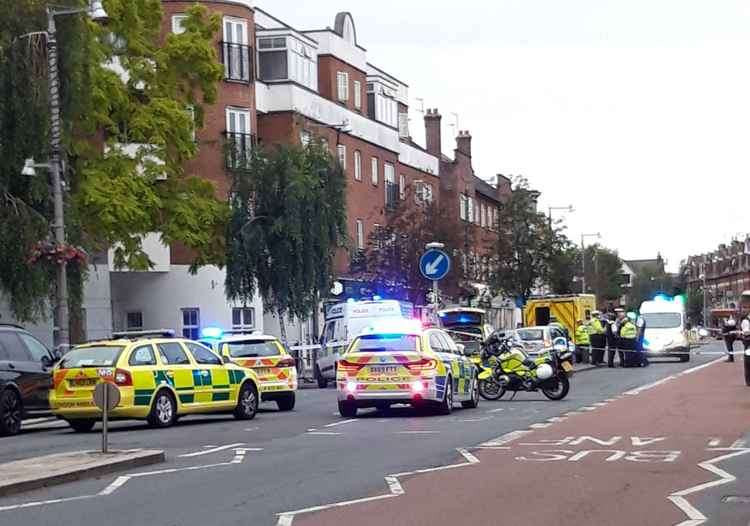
[478,379,505,400]
[541,375,570,401]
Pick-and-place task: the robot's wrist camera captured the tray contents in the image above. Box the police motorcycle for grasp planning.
[477,331,574,401]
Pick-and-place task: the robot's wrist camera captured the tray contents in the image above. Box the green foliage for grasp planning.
[584,245,624,301]
[225,142,348,322]
[492,176,552,301]
[0,1,226,321]
[629,264,674,310]
[547,243,578,295]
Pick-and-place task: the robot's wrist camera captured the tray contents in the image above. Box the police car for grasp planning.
[50,331,260,431]
[336,319,479,417]
[199,329,297,411]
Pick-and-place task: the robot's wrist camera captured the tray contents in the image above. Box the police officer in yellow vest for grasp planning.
[618,312,639,367]
[574,319,590,364]
[587,311,606,365]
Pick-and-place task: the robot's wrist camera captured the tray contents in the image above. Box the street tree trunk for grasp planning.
[278,308,288,346]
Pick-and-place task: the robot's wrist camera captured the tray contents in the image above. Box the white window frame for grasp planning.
[423,183,433,204]
[337,71,349,102]
[181,308,200,339]
[223,16,248,45]
[172,15,188,34]
[371,157,378,186]
[399,174,406,200]
[300,129,311,146]
[226,107,251,135]
[356,219,364,250]
[354,150,362,181]
[337,144,346,169]
[232,307,255,330]
[459,194,467,220]
[353,80,362,109]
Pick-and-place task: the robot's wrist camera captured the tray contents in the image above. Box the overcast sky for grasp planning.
[264,0,750,271]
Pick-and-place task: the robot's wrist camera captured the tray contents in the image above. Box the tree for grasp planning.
[628,264,674,309]
[360,186,475,305]
[225,142,347,342]
[0,1,226,322]
[547,243,578,295]
[584,245,624,303]
[492,176,554,302]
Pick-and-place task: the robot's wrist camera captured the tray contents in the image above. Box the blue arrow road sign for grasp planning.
[420,249,451,281]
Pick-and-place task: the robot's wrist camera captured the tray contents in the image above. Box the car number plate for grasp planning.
[369,366,399,375]
[254,368,272,375]
[561,361,573,372]
[69,378,98,387]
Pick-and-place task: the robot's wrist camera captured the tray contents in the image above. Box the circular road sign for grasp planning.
[93,382,121,411]
[420,249,451,281]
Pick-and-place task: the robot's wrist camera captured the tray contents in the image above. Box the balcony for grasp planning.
[224,132,255,169]
[385,182,400,211]
[220,41,253,82]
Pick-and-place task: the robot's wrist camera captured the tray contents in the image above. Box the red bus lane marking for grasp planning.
[291,358,750,526]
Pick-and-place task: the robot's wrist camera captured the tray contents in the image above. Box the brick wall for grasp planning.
[317,55,367,115]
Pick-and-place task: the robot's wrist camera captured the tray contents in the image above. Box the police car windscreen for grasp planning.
[641,313,681,329]
[227,340,280,358]
[60,346,125,368]
[516,329,544,342]
[440,312,483,326]
[350,334,419,353]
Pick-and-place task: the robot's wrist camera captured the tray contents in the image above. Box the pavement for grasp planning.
[0,344,738,526]
[0,449,164,497]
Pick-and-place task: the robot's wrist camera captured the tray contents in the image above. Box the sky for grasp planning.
[263,0,750,272]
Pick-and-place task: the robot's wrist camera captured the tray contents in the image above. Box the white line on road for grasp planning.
[730,439,747,449]
[0,494,94,512]
[179,443,246,457]
[323,419,358,428]
[529,422,551,429]
[396,430,439,435]
[480,430,531,447]
[486,408,505,413]
[459,416,493,423]
[307,432,342,436]
[708,438,721,447]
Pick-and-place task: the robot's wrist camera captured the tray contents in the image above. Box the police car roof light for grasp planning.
[200,327,224,339]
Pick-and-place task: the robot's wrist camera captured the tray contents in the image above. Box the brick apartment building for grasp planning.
[1,1,516,346]
[683,237,750,326]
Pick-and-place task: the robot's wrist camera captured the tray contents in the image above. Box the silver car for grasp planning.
[514,325,574,357]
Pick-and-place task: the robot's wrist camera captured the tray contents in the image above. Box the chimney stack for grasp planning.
[456,130,472,158]
[424,108,442,157]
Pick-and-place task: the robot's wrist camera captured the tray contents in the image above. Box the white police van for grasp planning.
[316,299,413,387]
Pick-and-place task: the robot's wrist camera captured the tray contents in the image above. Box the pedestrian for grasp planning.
[635,313,649,367]
[722,314,738,362]
[588,310,606,365]
[574,319,590,364]
[606,312,618,368]
[617,311,638,367]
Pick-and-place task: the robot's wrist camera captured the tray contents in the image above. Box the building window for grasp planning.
[222,18,251,83]
[473,198,480,224]
[422,183,433,204]
[353,80,361,109]
[481,204,486,228]
[171,15,187,34]
[126,311,143,330]
[354,150,362,181]
[337,71,349,101]
[337,144,346,170]
[258,36,288,81]
[356,219,364,250]
[225,107,253,168]
[232,307,255,330]
[371,157,378,186]
[399,174,406,200]
[181,308,200,340]
[300,130,311,146]
[467,196,474,222]
[384,163,396,210]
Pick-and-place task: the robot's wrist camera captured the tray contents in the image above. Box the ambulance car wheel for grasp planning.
[338,400,357,418]
[234,382,258,420]
[437,377,453,415]
[276,392,296,411]
[68,419,96,433]
[316,366,328,389]
[148,390,177,428]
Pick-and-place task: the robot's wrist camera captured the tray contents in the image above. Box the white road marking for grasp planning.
[0,494,94,512]
[306,432,342,436]
[323,419,358,428]
[179,443,246,457]
[98,476,129,496]
[480,430,531,447]
[729,439,746,449]
[624,358,723,396]
[708,438,721,447]
[277,447,480,525]
[244,427,259,432]
[668,448,750,525]
[486,408,505,413]
[529,423,551,429]
[396,430,439,435]
[459,416,492,423]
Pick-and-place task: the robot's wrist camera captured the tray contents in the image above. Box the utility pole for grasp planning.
[547,205,574,231]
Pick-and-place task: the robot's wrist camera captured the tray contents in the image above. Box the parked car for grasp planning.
[0,324,58,436]
[514,325,574,358]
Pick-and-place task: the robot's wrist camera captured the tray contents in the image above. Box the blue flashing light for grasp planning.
[372,295,382,301]
[347,298,356,304]
[653,294,672,302]
[200,327,224,339]
[362,318,423,335]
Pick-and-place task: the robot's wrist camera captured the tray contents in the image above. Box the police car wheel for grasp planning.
[234,382,258,420]
[338,400,357,418]
[437,377,453,415]
[68,419,96,433]
[276,392,295,411]
[148,390,177,428]
[462,377,480,409]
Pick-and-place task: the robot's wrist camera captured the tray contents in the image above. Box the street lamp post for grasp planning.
[581,233,601,294]
[547,205,574,231]
[699,273,708,327]
[17,1,107,351]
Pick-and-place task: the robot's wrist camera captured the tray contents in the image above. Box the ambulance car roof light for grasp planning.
[347,298,356,303]
[201,327,224,339]
[373,295,382,301]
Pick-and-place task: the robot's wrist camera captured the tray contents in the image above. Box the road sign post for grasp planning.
[93,382,120,454]
[420,246,451,318]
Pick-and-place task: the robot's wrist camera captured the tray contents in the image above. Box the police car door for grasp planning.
[441,330,472,399]
[428,330,459,398]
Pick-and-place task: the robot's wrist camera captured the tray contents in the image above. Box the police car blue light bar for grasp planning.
[200,327,224,339]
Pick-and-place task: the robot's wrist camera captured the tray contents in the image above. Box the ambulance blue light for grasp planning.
[200,327,224,339]
[373,295,382,301]
[653,294,672,302]
[347,298,356,304]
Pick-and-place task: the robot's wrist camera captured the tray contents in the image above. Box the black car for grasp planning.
[0,324,57,436]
